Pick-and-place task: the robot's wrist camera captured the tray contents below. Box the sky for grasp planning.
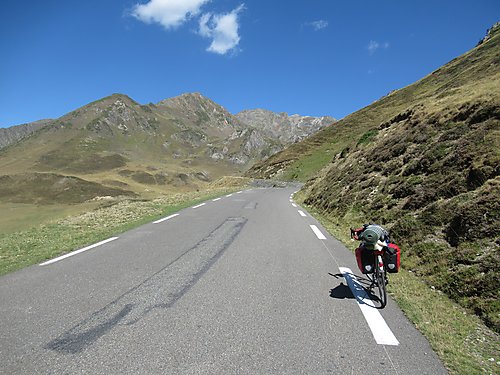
[1,1,499,128]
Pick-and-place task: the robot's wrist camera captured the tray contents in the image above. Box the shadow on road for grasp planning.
[328,272,355,299]
[328,271,386,308]
[329,283,354,299]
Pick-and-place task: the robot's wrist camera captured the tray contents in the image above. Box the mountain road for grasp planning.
[0,187,447,374]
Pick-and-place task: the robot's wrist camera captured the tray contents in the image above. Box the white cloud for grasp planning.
[367,40,389,55]
[132,0,210,29]
[367,40,379,54]
[199,4,244,55]
[308,20,328,31]
[198,13,212,36]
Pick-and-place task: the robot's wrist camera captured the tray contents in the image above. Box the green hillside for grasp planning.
[248,24,500,332]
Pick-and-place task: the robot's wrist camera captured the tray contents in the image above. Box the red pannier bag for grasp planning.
[384,243,401,273]
[355,247,373,274]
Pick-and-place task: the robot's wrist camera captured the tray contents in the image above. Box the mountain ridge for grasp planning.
[236,108,335,144]
[0,119,53,150]
[0,92,333,202]
[0,92,334,151]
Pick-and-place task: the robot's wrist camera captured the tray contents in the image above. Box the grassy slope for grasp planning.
[249,24,500,331]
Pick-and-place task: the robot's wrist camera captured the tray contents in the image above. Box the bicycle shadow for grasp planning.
[329,272,385,309]
[329,282,355,299]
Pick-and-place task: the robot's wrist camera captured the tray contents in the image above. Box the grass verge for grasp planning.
[296,194,500,375]
[0,184,246,276]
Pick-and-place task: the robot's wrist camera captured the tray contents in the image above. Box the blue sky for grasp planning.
[0,1,498,127]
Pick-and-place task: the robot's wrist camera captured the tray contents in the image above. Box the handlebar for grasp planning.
[350,228,358,240]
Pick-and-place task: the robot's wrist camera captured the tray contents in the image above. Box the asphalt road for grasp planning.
[0,187,447,374]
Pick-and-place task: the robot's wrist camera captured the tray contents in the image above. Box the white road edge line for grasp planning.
[39,237,119,266]
[226,194,233,197]
[291,203,297,207]
[192,203,206,209]
[212,198,221,202]
[310,225,327,240]
[153,213,180,224]
[298,210,307,217]
[339,267,400,346]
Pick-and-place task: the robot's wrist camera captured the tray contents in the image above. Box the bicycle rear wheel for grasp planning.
[373,261,387,308]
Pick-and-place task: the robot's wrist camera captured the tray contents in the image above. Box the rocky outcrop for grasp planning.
[477,22,500,46]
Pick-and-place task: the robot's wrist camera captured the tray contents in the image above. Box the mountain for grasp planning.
[236,109,335,144]
[155,93,283,164]
[247,23,500,332]
[0,119,52,149]
[0,92,330,203]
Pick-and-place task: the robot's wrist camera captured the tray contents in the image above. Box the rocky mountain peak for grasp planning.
[157,92,242,133]
[53,92,157,136]
[64,93,138,119]
[236,109,335,143]
[158,92,221,112]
